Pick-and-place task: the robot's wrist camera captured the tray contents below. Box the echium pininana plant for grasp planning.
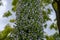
[14,0,44,40]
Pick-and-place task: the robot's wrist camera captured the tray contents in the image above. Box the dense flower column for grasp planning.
[16,0,44,40]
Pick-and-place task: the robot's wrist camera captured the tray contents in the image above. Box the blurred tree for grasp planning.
[11,0,52,40]
[2,0,60,40]
[0,24,14,40]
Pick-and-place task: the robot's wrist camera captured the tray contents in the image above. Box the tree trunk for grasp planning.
[57,2,60,34]
[54,0,60,34]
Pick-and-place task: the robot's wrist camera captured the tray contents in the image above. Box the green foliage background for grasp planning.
[0,0,60,40]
